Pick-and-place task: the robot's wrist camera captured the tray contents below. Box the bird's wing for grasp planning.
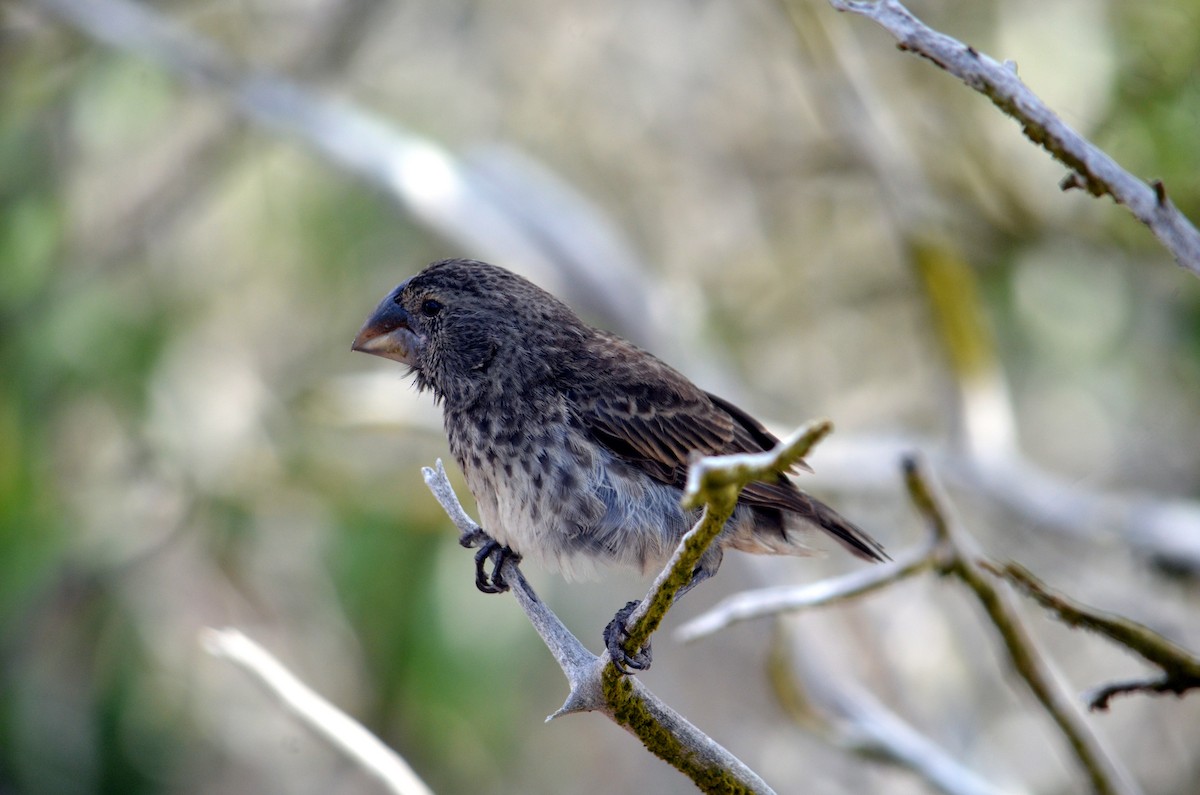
[705,391,812,475]
[565,335,888,562]
[570,382,734,487]
[566,334,800,487]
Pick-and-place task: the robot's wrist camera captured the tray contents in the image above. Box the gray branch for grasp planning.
[777,628,1023,795]
[828,0,1200,277]
[26,0,669,354]
[202,628,434,795]
[802,435,1200,577]
[675,538,936,642]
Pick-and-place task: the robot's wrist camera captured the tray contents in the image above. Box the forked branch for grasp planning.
[986,562,1200,711]
[903,457,1141,795]
[421,459,775,794]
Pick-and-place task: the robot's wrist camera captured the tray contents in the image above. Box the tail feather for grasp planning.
[808,496,890,563]
[737,479,889,563]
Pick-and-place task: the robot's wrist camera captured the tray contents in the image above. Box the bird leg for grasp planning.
[474,539,521,594]
[604,600,653,675]
[604,560,718,675]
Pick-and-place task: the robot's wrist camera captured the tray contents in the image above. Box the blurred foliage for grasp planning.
[2,0,1200,794]
[1102,3,1200,221]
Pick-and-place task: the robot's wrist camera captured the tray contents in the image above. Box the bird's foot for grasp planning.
[604,600,653,675]
[457,525,490,550]
[474,540,520,594]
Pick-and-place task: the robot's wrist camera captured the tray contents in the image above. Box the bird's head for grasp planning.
[352,259,582,403]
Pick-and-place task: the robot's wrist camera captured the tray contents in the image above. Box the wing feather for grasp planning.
[565,334,771,487]
[563,332,888,563]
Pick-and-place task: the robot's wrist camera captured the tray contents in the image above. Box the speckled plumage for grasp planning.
[353,258,886,586]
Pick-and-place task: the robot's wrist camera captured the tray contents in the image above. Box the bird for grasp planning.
[351,258,887,672]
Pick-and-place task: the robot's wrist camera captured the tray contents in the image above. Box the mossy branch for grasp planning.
[902,457,1140,795]
[421,459,776,795]
[419,423,838,793]
[616,419,834,663]
[985,561,1200,711]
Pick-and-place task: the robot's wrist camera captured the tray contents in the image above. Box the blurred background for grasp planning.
[2,0,1200,792]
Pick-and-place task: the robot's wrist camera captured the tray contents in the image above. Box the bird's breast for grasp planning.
[445,401,692,579]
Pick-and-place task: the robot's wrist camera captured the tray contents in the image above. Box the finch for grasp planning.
[352,259,886,670]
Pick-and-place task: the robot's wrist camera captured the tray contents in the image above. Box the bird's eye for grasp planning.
[420,298,443,318]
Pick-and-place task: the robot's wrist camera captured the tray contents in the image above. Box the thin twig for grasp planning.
[794,434,1200,576]
[827,0,1200,278]
[675,538,935,642]
[984,562,1200,711]
[201,628,434,795]
[902,457,1141,795]
[1082,677,1196,713]
[770,626,1022,795]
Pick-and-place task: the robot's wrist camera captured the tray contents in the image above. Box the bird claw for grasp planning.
[458,526,489,549]
[604,600,653,675]
[474,540,520,593]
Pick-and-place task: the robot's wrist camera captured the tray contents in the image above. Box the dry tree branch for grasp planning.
[201,628,434,795]
[984,562,1200,712]
[903,457,1141,795]
[26,0,665,352]
[806,434,1200,577]
[26,0,541,267]
[826,0,1200,278]
[769,627,1021,795]
[421,459,777,795]
[675,538,936,642]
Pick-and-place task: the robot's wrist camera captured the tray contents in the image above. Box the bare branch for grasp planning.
[675,539,935,642]
[27,0,680,357]
[421,460,488,548]
[28,0,545,268]
[953,455,1200,576]
[804,433,1200,576]
[201,628,434,795]
[1082,677,1197,714]
[985,562,1200,712]
[827,0,1200,278]
[902,457,1142,795]
[771,628,1021,795]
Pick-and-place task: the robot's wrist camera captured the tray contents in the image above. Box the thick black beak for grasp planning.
[351,284,422,366]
